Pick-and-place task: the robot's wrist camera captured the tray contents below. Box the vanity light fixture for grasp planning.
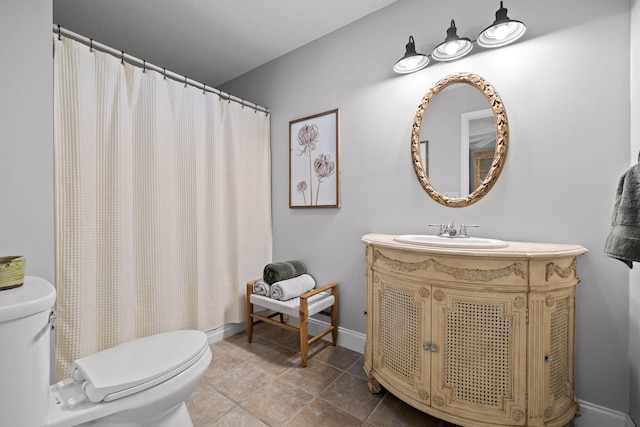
[393,1,526,73]
[393,36,430,74]
[477,1,526,48]
[431,20,473,62]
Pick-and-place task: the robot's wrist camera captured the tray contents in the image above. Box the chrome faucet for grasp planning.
[429,223,479,238]
[429,222,456,237]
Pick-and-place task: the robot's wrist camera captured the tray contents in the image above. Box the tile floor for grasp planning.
[185,322,458,427]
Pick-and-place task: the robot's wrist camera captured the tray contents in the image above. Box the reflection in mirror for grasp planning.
[419,84,491,198]
[463,109,495,194]
[411,73,509,207]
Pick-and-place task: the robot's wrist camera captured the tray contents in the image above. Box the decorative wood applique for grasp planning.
[544,406,554,418]
[419,287,430,298]
[545,258,577,281]
[432,395,445,406]
[546,295,555,307]
[514,297,525,309]
[418,389,429,400]
[374,250,433,272]
[512,410,524,422]
[433,290,445,301]
[374,249,526,281]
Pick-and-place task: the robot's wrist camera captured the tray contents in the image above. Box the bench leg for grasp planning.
[300,306,309,367]
[331,289,339,346]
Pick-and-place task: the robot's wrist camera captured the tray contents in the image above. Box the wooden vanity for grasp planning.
[362,234,588,427]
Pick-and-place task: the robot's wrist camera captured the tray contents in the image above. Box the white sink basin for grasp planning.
[393,234,509,249]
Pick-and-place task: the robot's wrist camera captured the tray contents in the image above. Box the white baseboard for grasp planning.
[204,317,367,353]
[205,322,246,344]
[207,321,636,427]
[576,400,637,427]
[306,317,366,354]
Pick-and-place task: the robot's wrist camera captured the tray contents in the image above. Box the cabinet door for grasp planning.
[430,287,528,425]
[543,289,576,423]
[371,272,431,406]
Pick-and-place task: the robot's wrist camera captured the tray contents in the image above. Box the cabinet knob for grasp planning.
[423,343,437,352]
[545,355,554,363]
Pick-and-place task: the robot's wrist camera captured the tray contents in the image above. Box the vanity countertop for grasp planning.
[362,233,588,259]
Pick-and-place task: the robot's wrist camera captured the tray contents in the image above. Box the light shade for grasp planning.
[393,36,429,74]
[478,1,526,48]
[431,20,473,62]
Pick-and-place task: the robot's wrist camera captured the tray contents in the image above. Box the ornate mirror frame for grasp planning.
[411,72,509,207]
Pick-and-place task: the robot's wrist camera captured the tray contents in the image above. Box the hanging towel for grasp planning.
[270,274,316,300]
[263,260,306,284]
[252,280,271,296]
[604,163,640,268]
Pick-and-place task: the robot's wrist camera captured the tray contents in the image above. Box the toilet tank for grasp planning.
[0,276,56,427]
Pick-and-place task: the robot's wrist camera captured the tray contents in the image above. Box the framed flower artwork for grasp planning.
[289,109,340,208]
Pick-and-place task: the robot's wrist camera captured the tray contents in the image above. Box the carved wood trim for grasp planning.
[373,249,434,272]
[512,409,524,422]
[432,395,444,406]
[545,259,577,281]
[374,249,526,281]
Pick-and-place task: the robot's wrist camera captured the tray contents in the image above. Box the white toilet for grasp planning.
[0,276,212,427]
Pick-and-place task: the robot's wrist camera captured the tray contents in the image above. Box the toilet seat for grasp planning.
[69,330,209,403]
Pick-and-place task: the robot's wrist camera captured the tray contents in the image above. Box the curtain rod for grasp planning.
[53,25,270,115]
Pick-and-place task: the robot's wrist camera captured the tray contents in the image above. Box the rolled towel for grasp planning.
[252,280,271,296]
[270,274,316,301]
[263,260,306,284]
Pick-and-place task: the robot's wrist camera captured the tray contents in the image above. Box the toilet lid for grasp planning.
[70,330,209,403]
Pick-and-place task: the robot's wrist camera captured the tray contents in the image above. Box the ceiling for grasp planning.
[53,0,397,87]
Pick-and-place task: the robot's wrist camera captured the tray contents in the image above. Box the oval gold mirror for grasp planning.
[411,72,508,207]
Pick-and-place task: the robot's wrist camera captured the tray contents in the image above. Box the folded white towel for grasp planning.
[270,274,316,300]
[253,280,271,296]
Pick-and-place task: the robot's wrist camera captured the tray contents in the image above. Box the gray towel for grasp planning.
[604,163,640,268]
[263,260,306,284]
[270,274,316,300]
[252,280,271,296]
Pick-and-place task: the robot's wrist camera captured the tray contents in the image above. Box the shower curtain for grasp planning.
[53,36,272,378]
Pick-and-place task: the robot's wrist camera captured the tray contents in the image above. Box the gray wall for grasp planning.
[222,0,632,413]
[0,0,54,284]
[630,0,640,423]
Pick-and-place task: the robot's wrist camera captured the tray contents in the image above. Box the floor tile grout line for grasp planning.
[203,331,371,426]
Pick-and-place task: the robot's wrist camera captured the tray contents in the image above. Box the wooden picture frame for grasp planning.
[289,109,340,208]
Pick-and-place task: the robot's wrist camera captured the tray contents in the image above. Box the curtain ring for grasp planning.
[163,67,166,79]
[57,25,62,41]
[142,60,146,73]
[121,51,124,65]
[203,83,206,94]
[241,99,245,109]
[89,38,93,52]
[184,76,188,87]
